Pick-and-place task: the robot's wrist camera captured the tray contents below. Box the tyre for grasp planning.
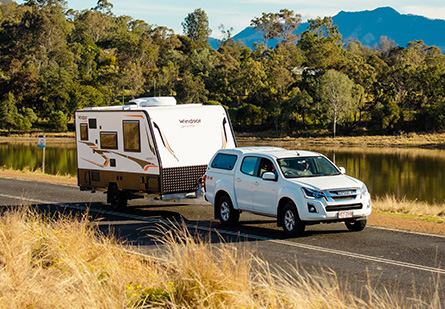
[108,184,127,210]
[282,202,305,236]
[345,219,367,232]
[217,195,239,226]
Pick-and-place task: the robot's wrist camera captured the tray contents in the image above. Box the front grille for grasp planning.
[162,165,207,194]
[326,188,359,201]
[325,203,363,212]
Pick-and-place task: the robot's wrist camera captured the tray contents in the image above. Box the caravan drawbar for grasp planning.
[75,97,237,209]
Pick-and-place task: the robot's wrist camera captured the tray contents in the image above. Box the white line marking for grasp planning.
[1,193,444,275]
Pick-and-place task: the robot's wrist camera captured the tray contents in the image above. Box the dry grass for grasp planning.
[237,132,445,148]
[0,166,76,185]
[0,206,441,308]
[373,194,445,223]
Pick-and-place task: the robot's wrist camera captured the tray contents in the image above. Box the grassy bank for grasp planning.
[237,132,445,148]
[1,131,445,148]
[0,206,439,308]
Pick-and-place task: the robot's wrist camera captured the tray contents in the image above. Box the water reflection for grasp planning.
[1,141,444,203]
[0,142,77,176]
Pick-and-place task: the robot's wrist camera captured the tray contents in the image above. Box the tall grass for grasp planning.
[373,194,445,221]
[0,206,441,308]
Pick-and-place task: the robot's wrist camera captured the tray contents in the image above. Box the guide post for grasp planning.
[38,135,46,174]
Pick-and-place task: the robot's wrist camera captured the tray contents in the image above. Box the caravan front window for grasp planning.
[80,123,88,140]
[123,120,141,152]
[100,132,118,149]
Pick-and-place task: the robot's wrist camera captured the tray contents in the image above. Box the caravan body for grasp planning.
[75,97,236,206]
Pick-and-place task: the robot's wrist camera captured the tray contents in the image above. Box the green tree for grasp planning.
[50,110,68,131]
[250,12,279,48]
[317,70,355,137]
[182,8,211,49]
[276,9,301,45]
[298,17,345,69]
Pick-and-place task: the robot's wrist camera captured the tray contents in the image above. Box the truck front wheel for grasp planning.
[217,195,239,226]
[345,219,367,232]
[282,202,305,236]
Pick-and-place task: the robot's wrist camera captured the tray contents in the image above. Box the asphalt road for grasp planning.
[0,177,444,306]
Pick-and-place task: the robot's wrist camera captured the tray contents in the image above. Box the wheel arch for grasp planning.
[214,190,230,219]
[277,197,297,227]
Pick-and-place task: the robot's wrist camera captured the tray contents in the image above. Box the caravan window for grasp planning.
[100,132,118,149]
[123,120,141,152]
[80,123,88,140]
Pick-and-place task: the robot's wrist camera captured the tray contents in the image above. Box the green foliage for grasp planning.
[182,8,211,49]
[50,110,68,132]
[0,2,444,135]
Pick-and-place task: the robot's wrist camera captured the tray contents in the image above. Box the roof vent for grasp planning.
[129,97,177,107]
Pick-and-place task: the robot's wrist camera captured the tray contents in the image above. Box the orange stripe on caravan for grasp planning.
[125,115,145,118]
[143,165,158,171]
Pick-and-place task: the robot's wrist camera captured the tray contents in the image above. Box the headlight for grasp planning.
[360,184,369,195]
[302,187,325,199]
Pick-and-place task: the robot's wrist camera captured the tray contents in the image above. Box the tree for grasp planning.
[298,17,345,69]
[276,9,301,45]
[250,12,280,48]
[182,8,211,49]
[317,70,355,137]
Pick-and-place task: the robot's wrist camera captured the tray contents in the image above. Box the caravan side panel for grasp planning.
[75,110,160,192]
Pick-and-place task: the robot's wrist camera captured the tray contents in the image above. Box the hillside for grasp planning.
[214,7,445,52]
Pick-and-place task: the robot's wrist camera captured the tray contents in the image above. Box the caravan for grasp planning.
[75,97,236,209]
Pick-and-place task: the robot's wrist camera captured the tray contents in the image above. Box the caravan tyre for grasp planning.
[108,185,127,210]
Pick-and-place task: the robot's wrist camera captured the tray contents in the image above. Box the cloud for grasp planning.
[401,5,445,20]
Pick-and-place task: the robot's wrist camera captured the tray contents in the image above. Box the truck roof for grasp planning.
[218,147,320,158]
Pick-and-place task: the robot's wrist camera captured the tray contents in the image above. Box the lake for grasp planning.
[1,141,444,203]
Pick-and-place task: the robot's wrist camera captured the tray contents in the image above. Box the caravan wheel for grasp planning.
[108,185,127,210]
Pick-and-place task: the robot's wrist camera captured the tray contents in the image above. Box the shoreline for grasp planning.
[1,132,445,148]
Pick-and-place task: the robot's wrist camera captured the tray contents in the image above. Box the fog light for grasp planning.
[308,203,318,213]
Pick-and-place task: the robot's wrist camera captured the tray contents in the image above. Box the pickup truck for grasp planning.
[204,147,372,236]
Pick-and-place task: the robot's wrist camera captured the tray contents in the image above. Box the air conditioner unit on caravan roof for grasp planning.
[129,96,176,107]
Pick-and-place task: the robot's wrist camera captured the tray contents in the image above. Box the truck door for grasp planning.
[233,156,259,211]
[252,158,279,215]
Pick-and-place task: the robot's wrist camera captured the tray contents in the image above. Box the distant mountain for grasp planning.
[210,7,445,52]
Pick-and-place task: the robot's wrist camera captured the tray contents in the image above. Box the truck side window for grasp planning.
[123,120,141,152]
[80,123,88,141]
[258,158,275,177]
[240,156,259,176]
[211,153,238,170]
[100,132,118,149]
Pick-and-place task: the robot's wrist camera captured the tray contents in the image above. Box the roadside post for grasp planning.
[38,135,46,174]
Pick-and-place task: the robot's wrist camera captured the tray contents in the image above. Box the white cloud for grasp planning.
[401,5,445,20]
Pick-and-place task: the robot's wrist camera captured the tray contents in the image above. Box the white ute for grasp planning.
[204,147,372,236]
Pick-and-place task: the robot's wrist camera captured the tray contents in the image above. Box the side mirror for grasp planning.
[339,167,346,174]
[262,172,277,181]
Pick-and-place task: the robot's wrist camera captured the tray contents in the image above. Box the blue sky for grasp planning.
[29,0,445,38]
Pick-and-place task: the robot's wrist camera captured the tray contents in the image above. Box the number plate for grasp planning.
[338,210,353,219]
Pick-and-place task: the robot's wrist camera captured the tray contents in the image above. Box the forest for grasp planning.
[0,0,444,136]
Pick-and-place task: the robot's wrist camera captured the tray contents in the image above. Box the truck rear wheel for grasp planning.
[282,202,305,236]
[108,184,127,210]
[217,195,239,226]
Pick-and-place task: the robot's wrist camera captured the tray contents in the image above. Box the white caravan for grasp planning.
[75,97,236,209]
